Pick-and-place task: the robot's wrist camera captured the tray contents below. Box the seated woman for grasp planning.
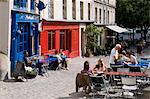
[125,51,138,65]
[93,59,107,74]
[81,61,93,75]
[23,51,43,76]
[80,61,92,93]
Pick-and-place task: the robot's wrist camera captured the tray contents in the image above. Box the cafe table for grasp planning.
[139,60,150,64]
[104,72,146,77]
[128,63,148,68]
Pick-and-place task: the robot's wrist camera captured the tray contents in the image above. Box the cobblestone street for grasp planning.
[0,47,150,99]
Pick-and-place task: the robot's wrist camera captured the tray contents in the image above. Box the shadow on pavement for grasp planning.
[56,91,93,99]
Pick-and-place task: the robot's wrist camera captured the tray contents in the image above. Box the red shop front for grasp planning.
[40,20,80,58]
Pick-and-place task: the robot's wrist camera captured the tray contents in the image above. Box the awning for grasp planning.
[106,25,128,33]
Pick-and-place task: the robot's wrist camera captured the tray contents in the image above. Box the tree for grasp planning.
[116,0,150,41]
[85,24,102,54]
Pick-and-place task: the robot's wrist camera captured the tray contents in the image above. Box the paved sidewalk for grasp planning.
[0,47,150,99]
[0,56,108,99]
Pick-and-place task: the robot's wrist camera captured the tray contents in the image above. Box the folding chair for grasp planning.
[90,75,111,98]
[113,68,129,87]
[121,77,138,98]
[42,63,49,77]
[75,73,91,93]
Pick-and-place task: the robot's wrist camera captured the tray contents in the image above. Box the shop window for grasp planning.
[48,31,55,50]
[65,31,70,50]
[14,0,28,9]
[31,0,35,11]
[60,31,65,49]
[60,30,71,50]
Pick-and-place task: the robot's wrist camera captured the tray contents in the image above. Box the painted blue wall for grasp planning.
[11,11,39,71]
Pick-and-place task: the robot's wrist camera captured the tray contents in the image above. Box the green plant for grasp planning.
[85,24,102,52]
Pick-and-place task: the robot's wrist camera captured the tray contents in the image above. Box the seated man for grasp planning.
[59,49,68,69]
[23,51,43,76]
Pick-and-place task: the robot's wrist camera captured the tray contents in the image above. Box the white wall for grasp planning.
[79,23,86,57]
[0,1,11,56]
[94,0,116,25]
[41,0,94,22]
[0,1,11,79]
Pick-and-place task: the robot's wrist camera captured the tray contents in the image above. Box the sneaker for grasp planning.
[65,68,69,70]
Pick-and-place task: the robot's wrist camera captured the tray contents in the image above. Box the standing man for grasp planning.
[109,44,122,66]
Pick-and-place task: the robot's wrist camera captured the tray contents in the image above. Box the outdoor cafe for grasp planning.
[76,57,150,98]
[13,50,70,80]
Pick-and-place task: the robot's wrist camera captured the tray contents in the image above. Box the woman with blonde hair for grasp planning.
[93,59,107,74]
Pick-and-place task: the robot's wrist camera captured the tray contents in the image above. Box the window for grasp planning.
[80,1,83,20]
[88,3,90,20]
[63,0,67,19]
[99,9,101,23]
[103,10,105,24]
[48,31,55,50]
[17,23,28,53]
[60,30,71,50]
[95,7,97,23]
[65,31,69,50]
[60,31,65,49]
[48,0,54,19]
[72,0,76,20]
[14,0,28,9]
[31,0,35,11]
[107,11,109,24]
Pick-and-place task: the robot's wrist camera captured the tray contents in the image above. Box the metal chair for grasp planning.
[90,75,111,98]
[113,68,130,87]
[121,77,138,98]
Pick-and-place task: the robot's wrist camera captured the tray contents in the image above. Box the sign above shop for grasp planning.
[16,13,39,22]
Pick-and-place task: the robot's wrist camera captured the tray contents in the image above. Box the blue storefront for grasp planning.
[10,11,39,71]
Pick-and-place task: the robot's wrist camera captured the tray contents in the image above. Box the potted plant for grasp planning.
[84,24,102,57]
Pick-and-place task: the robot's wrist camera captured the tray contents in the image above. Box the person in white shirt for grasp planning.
[109,44,122,65]
[54,50,68,70]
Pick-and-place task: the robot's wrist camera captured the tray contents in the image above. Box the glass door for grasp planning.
[16,23,29,61]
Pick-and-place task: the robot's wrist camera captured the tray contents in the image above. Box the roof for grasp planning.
[106,25,128,33]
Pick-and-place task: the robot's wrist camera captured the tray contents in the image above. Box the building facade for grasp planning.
[94,0,116,48]
[0,0,11,79]
[10,0,40,71]
[40,0,94,57]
